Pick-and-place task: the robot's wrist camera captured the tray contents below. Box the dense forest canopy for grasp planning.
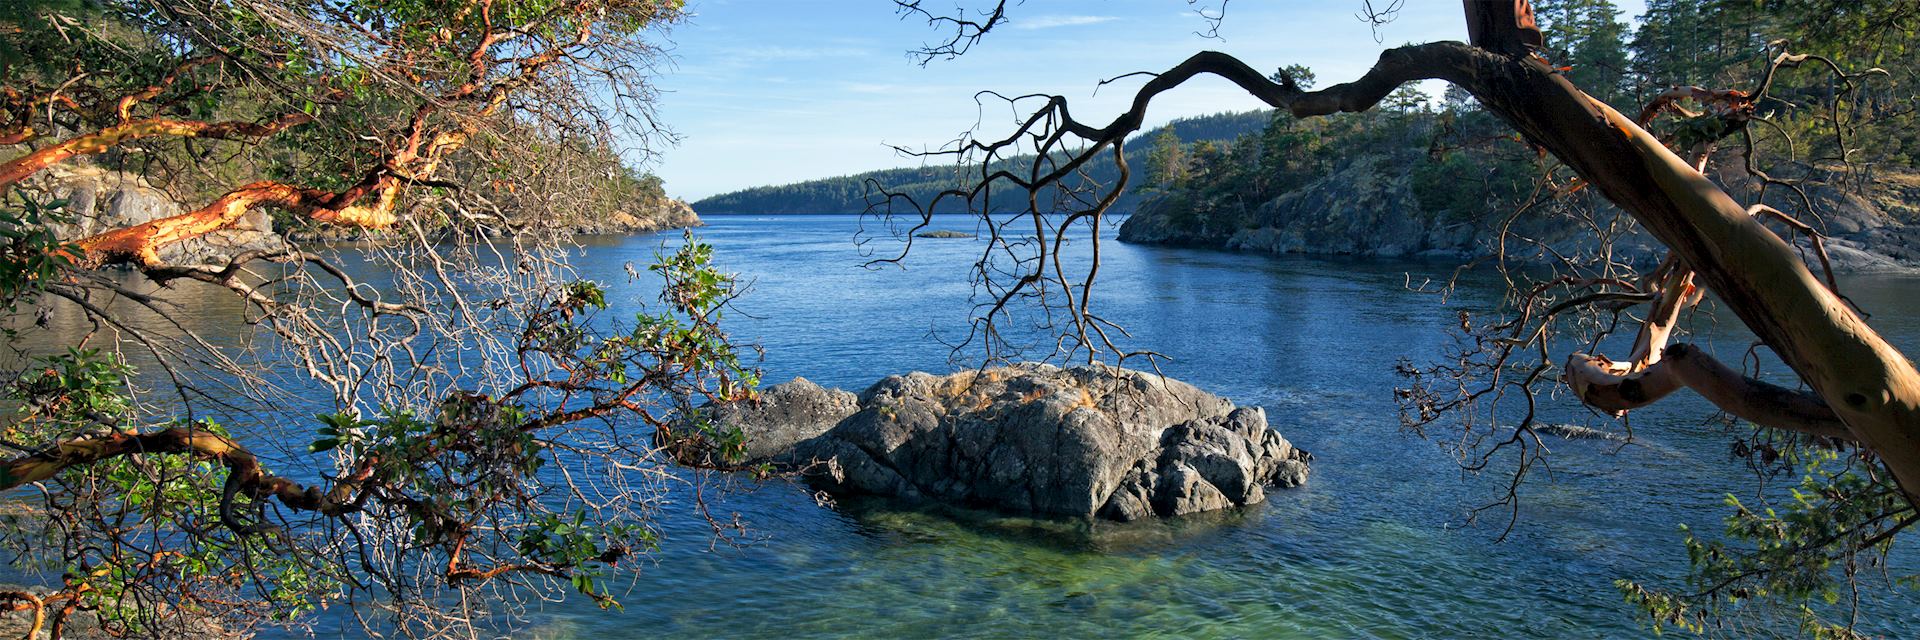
[0,0,683,240]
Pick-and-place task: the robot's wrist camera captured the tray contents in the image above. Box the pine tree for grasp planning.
[1144,129,1189,191]
[1570,0,1631,106]
[1535,0,1632,107]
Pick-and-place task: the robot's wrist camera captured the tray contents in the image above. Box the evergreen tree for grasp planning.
[1535,0,1632,107]
[1145,128,1190,190]
[1569,0,1631,106]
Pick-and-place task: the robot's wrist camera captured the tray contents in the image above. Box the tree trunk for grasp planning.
[1445,6,1920,505]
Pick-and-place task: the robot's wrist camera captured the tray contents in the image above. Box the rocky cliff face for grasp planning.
[21,165,703,263]
[672,364,1310,522]
[1119,154,1920,272]
[286,196,701,242]
[33,165,287,266]
[555,197,702,235]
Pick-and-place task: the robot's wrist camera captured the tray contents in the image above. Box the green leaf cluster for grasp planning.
[1619,447,1914,637]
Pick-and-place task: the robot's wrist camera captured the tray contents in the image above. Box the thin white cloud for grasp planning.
[844,82,900,94]
[730,45,868,61]
[1012,15,1118,30]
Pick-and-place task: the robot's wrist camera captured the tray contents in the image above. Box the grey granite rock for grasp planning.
[661,377,857,466]
[694,363,1309,521]
[28,165,285,266]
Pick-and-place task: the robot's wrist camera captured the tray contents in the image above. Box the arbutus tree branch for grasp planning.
[878,2,1920,512]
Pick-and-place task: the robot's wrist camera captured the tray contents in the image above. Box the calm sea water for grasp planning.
[30,214,1920,638]
[518,214,1920,639]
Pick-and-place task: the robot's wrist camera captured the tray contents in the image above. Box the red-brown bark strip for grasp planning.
[0,425,370,515]
[1567,344,1855,443]
[0,114,313,192]
[71,180,394,267]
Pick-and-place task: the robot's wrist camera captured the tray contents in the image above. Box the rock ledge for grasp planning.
[678,363,1309,521]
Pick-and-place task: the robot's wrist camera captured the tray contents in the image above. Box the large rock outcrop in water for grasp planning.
[679,364,1310,521]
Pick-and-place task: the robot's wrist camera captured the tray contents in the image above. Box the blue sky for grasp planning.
[649,1,1647,200]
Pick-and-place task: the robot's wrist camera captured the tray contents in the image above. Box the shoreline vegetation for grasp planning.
[17,161,701,267]
[695,105,1920,271]
[5,0,1920,637]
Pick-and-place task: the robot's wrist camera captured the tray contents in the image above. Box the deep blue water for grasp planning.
[500,214,1920,638]
[21,213,1920,638]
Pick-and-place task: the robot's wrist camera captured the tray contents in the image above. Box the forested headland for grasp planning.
[690,110,1273,215]
[1116,0,1920,268]
[700,0,1920,272]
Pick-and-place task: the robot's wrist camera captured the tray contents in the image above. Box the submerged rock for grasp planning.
[683,363,1309,521]
[913,229,975,239]
[1534,423,1629,442]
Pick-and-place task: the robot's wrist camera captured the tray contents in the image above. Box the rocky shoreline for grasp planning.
[668,363,1310,522]
[1118,155,1920,273]
[27,165,701,267]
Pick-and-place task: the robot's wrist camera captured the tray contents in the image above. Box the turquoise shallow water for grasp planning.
[513,214,1920,638]
[25,213,1920,638]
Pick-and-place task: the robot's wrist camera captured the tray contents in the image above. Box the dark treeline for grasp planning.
[690,110,1274,215]
[1139,0,1920,235]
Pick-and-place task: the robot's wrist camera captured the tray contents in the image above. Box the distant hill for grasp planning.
[691,110,1275,215]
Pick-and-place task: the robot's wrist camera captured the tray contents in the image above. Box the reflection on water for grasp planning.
[26,214,1920,638]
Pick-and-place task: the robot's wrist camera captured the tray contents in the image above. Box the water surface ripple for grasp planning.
[215,215,1920,637]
